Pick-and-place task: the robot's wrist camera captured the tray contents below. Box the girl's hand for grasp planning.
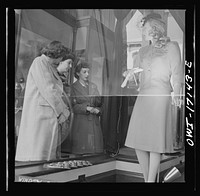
[58,113,67,124]
[86,106,93,112]
[88,107,100,114]
[92,108,100,114]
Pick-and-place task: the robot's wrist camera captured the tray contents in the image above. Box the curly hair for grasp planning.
[41,41,67,59]
[74,60,90,79]
[142,13,170,48]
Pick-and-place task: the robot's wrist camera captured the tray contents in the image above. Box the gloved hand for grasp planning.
[90,107,100,114]
[172,95,182,108]
[58,108,70,124]
[63,107,70,119]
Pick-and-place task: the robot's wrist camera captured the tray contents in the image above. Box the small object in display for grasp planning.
[68,160,78,168]
[44,160,92,169]
[62,161,71,169]
[76,160,84,167]
[82,160,89,166]
[85,161,92,166]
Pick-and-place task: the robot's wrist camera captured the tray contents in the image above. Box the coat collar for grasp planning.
[51,66,62,83]
[72,80,99,97]
[41,54,62,83]
[72,80,89,96]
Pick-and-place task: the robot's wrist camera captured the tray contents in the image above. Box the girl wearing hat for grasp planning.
[124,13,183,182]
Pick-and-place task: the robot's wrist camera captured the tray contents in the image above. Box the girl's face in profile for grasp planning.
[57,59,73,74]
[52,57,63,67]
[77,68,90,82]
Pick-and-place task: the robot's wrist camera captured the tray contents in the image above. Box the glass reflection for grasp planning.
[15,9,185,164]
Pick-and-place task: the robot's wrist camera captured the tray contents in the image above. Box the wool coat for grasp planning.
[70,80,104,154]
[15,54,68,161]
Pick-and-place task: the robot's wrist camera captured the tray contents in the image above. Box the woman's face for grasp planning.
[77,68,90,82]
[142,22,154,41]
[57,59,73,74]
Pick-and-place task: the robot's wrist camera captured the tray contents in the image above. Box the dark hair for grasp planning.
[62,47,76,62]
[74,60,90,79]
[41,41,67,59]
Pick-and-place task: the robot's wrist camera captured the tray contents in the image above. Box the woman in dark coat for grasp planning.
[70,61,104,155]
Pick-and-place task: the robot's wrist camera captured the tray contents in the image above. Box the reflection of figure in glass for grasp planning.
[57,52,75,97]
[70,61,104,155]
[56,52,75,157]
[57,52,75,86]
[124,13,183,182]
[15,41,70,161]
[15,77,26,147]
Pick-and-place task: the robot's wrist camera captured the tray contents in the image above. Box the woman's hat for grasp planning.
[143,13,165,25]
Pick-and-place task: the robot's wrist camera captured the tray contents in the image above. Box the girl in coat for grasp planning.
[124,13,184,182]
[15,41,71,161]
[70,61,104,155]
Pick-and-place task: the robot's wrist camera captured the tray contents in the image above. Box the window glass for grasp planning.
[167,11,184,59]
[15,9,74,150]
[14,9,186,164]
[87,28,114,95]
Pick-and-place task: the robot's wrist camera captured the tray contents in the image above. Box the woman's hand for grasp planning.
[58,113,67,124]
[86,106,100,114]
[86,106,93,112]
[172,84,182,108]
[122,69,135,77]
[122,70,129,77]
[172,95,182,108]
[58,108,70,124]
[63,108,70,119]
[90,108,100,114]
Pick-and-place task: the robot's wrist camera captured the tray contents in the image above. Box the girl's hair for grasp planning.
[74,60,90,79]
[41,41,67,59]
[62,47,76,62]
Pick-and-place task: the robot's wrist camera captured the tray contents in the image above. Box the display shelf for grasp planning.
[15,148,185,183]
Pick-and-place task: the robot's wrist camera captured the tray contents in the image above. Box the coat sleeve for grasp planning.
[89,83,101,106]
[30,57,66,117]
[90,84,103,114]
[70,86,90,114]
[168,42,184,94]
